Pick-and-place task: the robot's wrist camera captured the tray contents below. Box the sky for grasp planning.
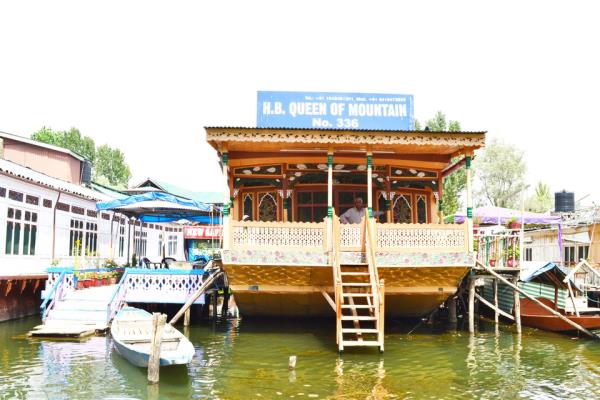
[1,1,599,206]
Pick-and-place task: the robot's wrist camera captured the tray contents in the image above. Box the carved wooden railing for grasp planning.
[375,223,469,252]
[339,223,363,251]
[231,220,327,250]
[475,231,521,268]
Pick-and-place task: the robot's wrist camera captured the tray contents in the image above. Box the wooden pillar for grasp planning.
[221,288,230,320]
[513,277,522,333]
[211,291,218,319]
[184,308,191,326]
[465,152,474,252]
[327,149,334,252]
[148,313,167,384]
[437,176,444,224]
[282,165,289,222]
[386,165,393,223]
[493,278,499,324]
[468,277,476,333]
[222,148,231,250]
[367,151,373,219]
[448,296,457,325]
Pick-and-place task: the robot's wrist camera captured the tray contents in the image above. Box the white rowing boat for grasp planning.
[111,307,195,367]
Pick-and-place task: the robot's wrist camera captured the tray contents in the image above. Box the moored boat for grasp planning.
[521,297,600,331]
[111,307,195,367]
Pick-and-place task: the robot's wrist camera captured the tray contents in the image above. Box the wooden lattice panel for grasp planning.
[231,220,326,249]
[340,224,362,250]
[376,223,467,252]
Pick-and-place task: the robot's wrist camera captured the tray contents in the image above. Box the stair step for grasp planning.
[341,316,377,321]
[341,328,379,333]
[340,272,370,276]
[341,340,381,347]
[342,283,371,287]
[341,304,374,309]
[342,293,373,297]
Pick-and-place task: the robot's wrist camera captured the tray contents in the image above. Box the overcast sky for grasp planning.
[1,1,598,206]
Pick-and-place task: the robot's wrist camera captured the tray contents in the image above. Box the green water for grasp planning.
[2,316,600,399]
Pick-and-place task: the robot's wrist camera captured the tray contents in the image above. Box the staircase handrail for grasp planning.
[365,216,385,347]
[40,270,67,321]
[106,269,130,324]
[331,210,343,347]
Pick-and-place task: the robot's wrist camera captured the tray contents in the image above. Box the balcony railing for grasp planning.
[231,220,328,250]
[229,220,470,254]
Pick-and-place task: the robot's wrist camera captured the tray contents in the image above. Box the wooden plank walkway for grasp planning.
[29,285,117,338]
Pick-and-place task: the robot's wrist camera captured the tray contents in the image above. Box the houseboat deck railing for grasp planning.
[106,269,131,323]
[229,219,471,255]
[231,220,327,250]
[376,223,468,252]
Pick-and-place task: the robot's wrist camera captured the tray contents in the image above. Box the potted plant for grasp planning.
[506,246,520,267]
[76,272,85,289]
[80,272,91,288]
[101,272,109,286]
[507,217,521,230]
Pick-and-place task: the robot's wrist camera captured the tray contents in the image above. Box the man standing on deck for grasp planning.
[340,197,366,224]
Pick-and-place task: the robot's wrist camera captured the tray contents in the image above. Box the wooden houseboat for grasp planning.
[206,127,485,349]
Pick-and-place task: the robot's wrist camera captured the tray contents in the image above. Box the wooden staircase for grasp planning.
[332,212,384,351]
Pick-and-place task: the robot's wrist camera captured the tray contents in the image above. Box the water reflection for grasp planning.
[2,317,600,399]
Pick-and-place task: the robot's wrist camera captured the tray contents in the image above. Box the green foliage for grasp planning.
[415,111,465,216]
[31,126,131,187]
[526,181,553,213]
[474,138,527,209]
[131,253,137,268]
[94,145,131,188]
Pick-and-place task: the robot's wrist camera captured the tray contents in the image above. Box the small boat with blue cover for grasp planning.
[111,307,195,367]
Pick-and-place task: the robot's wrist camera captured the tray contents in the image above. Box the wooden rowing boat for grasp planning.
[111,307,195,367]
[521,297,600,332]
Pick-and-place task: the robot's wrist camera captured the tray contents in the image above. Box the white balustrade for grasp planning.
[340,224,363,250]
[376,223,468,252]
[231,221,326,249]
[122,271,206,304]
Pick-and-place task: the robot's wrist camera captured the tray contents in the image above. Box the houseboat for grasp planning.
[206,126,485,349]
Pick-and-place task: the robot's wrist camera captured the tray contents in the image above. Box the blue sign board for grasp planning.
[257,91,414,130]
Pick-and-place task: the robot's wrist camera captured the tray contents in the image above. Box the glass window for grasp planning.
[578,245,589,261]
[416,195,427,224]
[5,207,36,256]
[258,192,277,222]
[243,194,253,221]
[393,194,412,224]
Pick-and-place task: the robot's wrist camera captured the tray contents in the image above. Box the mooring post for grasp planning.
[448,296,457,325]
[221,288,230,320]
[184,308,191,327]
[493,278,499,325]
[468,277,476,333]
[211,291,218,320]
[148,313,167,384]
[513,277,522,334]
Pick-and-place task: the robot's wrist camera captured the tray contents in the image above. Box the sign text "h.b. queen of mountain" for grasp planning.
[257,91,414,130]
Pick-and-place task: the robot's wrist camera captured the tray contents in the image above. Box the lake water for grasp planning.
[2,316,600,399]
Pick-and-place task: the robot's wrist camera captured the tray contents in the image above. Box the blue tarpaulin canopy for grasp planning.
[520,262,580,291]
[96,192,220,223]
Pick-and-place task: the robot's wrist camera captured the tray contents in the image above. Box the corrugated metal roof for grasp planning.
[204,126,486,134]
[0,131,87,161]
[0,158,113,201]
[130,178,223,204]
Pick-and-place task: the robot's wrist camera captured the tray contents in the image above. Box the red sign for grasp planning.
[184,226,222,239]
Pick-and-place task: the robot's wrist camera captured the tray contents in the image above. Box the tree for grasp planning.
[414,111,465,216]
[526,181,553,212]
[474,138,527,209]
[31,126,131,187]
[94,145,131,188]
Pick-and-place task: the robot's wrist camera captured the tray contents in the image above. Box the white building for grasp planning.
[0,131,184,276]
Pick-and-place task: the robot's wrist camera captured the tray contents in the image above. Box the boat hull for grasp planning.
[111,307,195,367]
[521,298,600,332]
[225,264,469,318]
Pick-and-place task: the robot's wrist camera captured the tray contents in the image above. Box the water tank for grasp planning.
[81,161,92,186]
[555,190,575,212]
